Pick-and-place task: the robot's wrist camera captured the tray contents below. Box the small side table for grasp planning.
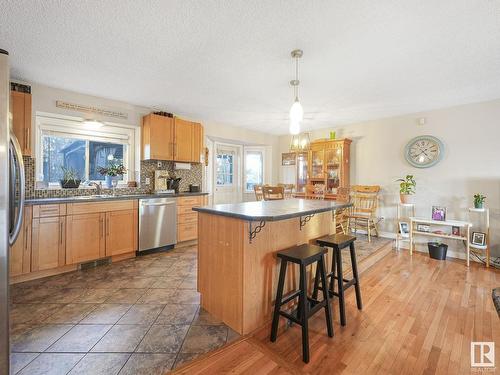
[396,203,415,250]
[409,217,472,266]
[468,208,490,268]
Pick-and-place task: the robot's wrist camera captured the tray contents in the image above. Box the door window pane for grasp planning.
[42,135,86,183]
[216,153,234,185]
[245,151,263,191]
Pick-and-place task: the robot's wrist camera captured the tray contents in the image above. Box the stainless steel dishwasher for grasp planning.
[139,197,177,252]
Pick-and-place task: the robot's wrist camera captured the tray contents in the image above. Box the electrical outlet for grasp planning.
[157,161,162,168]
[145,177,150,185]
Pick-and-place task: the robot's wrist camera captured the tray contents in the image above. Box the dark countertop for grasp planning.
[25,192,209,205]
[193,198,352,221]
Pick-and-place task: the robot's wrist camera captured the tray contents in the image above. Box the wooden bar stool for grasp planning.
[313,234,362,326]
[270,244,334,363]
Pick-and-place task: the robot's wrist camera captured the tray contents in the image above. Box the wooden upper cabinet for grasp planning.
[105,209,137,256]
[141,114,203,163]
[10,206,32,277]
[31,215,65,271]
[66,212,105,264]
[192,122,203,163]
[10,91,32,156]
[142,114,174,160]
[174,117,193,162]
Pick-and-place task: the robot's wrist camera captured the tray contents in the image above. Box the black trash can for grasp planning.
[427,242,448,260]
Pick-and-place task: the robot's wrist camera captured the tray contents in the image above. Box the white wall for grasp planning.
[278,99,500,258]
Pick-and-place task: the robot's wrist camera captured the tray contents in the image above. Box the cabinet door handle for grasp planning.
[60,221,63,244]
[99,218,103,238]
[26,127,30,150]
[24,224,29,250]
[106,217,110,236]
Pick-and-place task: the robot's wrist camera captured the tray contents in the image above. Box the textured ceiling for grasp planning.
[1,0,500,134]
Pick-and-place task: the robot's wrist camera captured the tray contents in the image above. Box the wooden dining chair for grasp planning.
[305,184,325,200]
[334,187,350,234]
[346,185,380,242]
[262,186,285,200]
[277,183,295,199]
[254,185,264,201]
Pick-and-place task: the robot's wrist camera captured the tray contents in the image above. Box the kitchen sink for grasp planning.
[72,194,114,200]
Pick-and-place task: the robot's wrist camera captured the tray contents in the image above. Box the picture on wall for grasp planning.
[471,231,486,246]
[282,152,296,166]
[431,206,447,221]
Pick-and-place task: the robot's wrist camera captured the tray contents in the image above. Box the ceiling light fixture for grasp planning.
[82,119,104,129]
[290,132,311,152]
[289,49,304,135]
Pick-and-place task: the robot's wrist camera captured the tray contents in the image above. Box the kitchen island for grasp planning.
[193,198,351,335]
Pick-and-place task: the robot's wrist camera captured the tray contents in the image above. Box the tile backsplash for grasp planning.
[24,156,203,199]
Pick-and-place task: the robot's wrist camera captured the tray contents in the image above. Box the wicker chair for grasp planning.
[305,184,325,200]
[346,185,380,242]
[262,186,285,200]
[334,187,350,234]
[254,185,264,201]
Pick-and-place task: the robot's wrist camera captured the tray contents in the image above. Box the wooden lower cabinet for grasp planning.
[178,223,198,242]
[31,216,66,271]
[105,209,138,256]
[10,206,32,277]
[66,212,106,264]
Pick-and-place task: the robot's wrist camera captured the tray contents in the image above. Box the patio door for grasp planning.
[213,143,242,204]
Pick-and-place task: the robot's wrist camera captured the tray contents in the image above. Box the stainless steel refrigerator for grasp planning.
[1,48,26,375]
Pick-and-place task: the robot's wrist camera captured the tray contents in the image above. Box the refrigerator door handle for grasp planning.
[8,131,25,246]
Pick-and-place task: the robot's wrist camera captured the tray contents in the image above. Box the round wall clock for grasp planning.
[404,135,444,168]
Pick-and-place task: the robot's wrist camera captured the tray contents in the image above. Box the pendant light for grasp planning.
[289,49,303,135]
[290,132,311,152]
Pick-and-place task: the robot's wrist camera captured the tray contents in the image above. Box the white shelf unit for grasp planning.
[409,216,472,266]
[467,207,490,268]
[396,203,415,250]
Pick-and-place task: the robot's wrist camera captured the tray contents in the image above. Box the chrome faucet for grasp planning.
[88,181,102,195]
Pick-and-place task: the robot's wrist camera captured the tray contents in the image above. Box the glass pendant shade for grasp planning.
[290,132,311,152]
[289,119,300,135]
[289,99,303,125]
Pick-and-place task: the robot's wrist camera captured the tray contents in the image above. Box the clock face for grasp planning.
[405,135,444,168]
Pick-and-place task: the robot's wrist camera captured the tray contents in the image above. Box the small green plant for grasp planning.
[97,163,126,177]
[396,175,416,195]
[473,193,486,208]
[61,166,80,182]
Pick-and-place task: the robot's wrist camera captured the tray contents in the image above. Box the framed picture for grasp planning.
[451,226,460,236]
[431,206,446,221]
[417,224,430,232]
[399,221,409,235]
[471,231,486,246]
[282,152,296,166]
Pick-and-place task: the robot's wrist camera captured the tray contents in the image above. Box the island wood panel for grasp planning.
[198,210,336,335]
[105,209,138,256]
[242,212,335,334]
[198,212,244,333]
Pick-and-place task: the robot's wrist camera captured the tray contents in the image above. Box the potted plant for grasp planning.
[396,175,416,204]
[98,163,126,188]
[60,167,81,189]
[473,193,486,209]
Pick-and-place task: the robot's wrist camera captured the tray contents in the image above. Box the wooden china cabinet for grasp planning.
[295,138,351,199]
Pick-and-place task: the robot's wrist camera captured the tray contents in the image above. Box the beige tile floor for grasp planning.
[9,245,240,375]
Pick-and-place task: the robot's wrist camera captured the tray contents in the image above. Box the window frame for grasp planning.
[35,113,137,187]
[244,146,265,193]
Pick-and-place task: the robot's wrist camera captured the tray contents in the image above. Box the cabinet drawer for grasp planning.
[177,196,203,207]
[178,212,197,224]
[177,205,198,215]
[67,200,136,215]
[33,204,66,218]
[177,223,197,242]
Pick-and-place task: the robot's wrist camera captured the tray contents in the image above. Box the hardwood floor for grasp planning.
[173,250,500,374]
